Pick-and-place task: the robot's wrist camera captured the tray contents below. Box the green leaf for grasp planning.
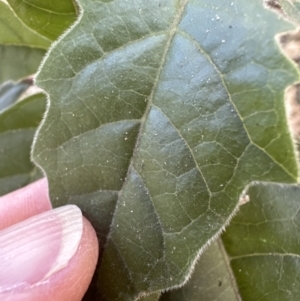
[0,93,46,196]
[160,239,240,301]
[6,0,78,41]
[0,45,46,84]
[264,0,300,24]
[0,1,50,48]
[221,182,300,301]
[32,0,298,300]
[0,1,47,85]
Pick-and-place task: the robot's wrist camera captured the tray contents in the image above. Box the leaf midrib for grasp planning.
[102,0,190,295]
[113,0,190,219]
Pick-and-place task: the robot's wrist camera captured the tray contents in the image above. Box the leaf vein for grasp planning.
[178,29,295,180]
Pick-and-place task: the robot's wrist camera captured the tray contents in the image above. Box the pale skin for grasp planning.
[0,178,99,301]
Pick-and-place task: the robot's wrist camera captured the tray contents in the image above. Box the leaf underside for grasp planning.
[33,0,298,300]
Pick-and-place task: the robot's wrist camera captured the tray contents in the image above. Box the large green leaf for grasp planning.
[0,93,46,195]
[0,1,50,48]
[221,182,300,301]
[0,45,45,84]
[33,0,298,300]
[6,0,78,41]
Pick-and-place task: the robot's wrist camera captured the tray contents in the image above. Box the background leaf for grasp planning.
[221,182,300,301]
[0,0,50,48]
[0,92,46,195]
[0,0,47,85]
[33,0,298,300]
[6,0,78,41]
[0,0,48,195]
[0,45,45,84]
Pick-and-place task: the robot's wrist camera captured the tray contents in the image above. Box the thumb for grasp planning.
[0,205,99,301]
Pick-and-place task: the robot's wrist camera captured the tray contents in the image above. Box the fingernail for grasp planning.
[0,205,83,293]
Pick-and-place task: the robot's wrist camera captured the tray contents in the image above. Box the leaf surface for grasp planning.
[161,182,300,301]
[0,1,47,85]
[221,182,300,301]
[160,239,240,301]
[33,0,298,300]
[0,93,46,195]
[0,45,45,84]
[0,1,50,48]
[6,0,78,41]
